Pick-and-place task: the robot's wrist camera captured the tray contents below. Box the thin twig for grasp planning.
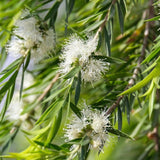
[106,0,154,115]
[94,0,118,40]
[37,73,60,102]
[147,126,159,151]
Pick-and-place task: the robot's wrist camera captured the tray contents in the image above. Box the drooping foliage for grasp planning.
[0,0,160,159]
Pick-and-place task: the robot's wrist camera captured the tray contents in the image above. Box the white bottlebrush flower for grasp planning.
[16,72,36,103]
[65,107,110,150]
[6,73,35,129]
[59,35,108,83]
[7,11,55,62]
[81,59,108,83]
[6,93,28,122]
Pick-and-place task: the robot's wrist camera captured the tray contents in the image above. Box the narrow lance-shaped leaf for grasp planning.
[137,144,154,160]
[106,127,134,140]
[0,83,15,121]
[120,0,126,15]
[118,106,122,130]
[70,102,82,119]
[44,0,62,27]
[36,100,64,125]
[0,57,22,75]
[75,71,81,106]
[92,55,126,64]
[46,108,62,145]
[131,115,147,138]
[104,27,111,56]
[65,0,75,34]
[43,84,70,103]
[0,66,17,83]
[149,85,156,118]
[119,61,160,96]
[19,50,30,98]
[79,137,90,160]
[34,140,62,151]
[20,63,25,99]
[24,51,31,70]
[125,96,130,124]
[0,70,18,95]
[63,66,81,79]
[142,44,160,64]
[2,126,19,153]
[117,1,124,34]
[140,79,154,97]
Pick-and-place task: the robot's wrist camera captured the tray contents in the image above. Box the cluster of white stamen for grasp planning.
[65,108,110,150]
[6,73,35,129]
[59,35,108,83]
[7,12,55,62]
[6,92,28,122]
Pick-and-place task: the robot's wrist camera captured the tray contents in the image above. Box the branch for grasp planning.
[106,0,154,115]
[94,0,117,40]
[37,73,60,102]
[147,126,160,151]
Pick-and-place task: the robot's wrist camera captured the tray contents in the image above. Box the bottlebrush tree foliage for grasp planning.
[0,0,160,160]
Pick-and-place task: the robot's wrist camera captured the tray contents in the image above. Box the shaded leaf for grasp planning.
[92,55,126,64]
[0,58,22,75]
[117,1,124,33]
[70,102,82,119]
[149,86,156,118]
[118,106,122,130]
[119,61,160,95]
[0,83,15,121]
[46,108,62,144]
[0,70,18,95]
[63,66,81,79]
[75,71,81,106]
[106,127,133,140]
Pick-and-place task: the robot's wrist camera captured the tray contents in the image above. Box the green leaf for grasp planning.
[145,15,160,21]
[149,86,156,118]
[131,116,147,138]
[19,63,25,99]
[137,143,154,160]
[142,46,160,64]
[70,102,82,119]
[0,83,15,121]
[36,100,64,125]
[120,0,126,15]
[83,20,104,32]
[0,58,22,75]
[46,108,62,144]
[92,55,126,64]
[63,66,81,79]
[22,101,39,114]
[106,127,133,140]
[65,0,76,34]
[125,96,131,124]
[117,1,124,34]
[0,70,18,95]
[0,65,17,83]
[68,0,75,15]
[1,125,19,153]
[43,85,69,103]
[104,27,111,56]
[118,106,122,130]
[44,1,62,26]
[75,71,81,106]
[119,61,160,95]
[34,141,62,151]
[64,138,82,145]
[79,139,90,160]
[24,51,31,70]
